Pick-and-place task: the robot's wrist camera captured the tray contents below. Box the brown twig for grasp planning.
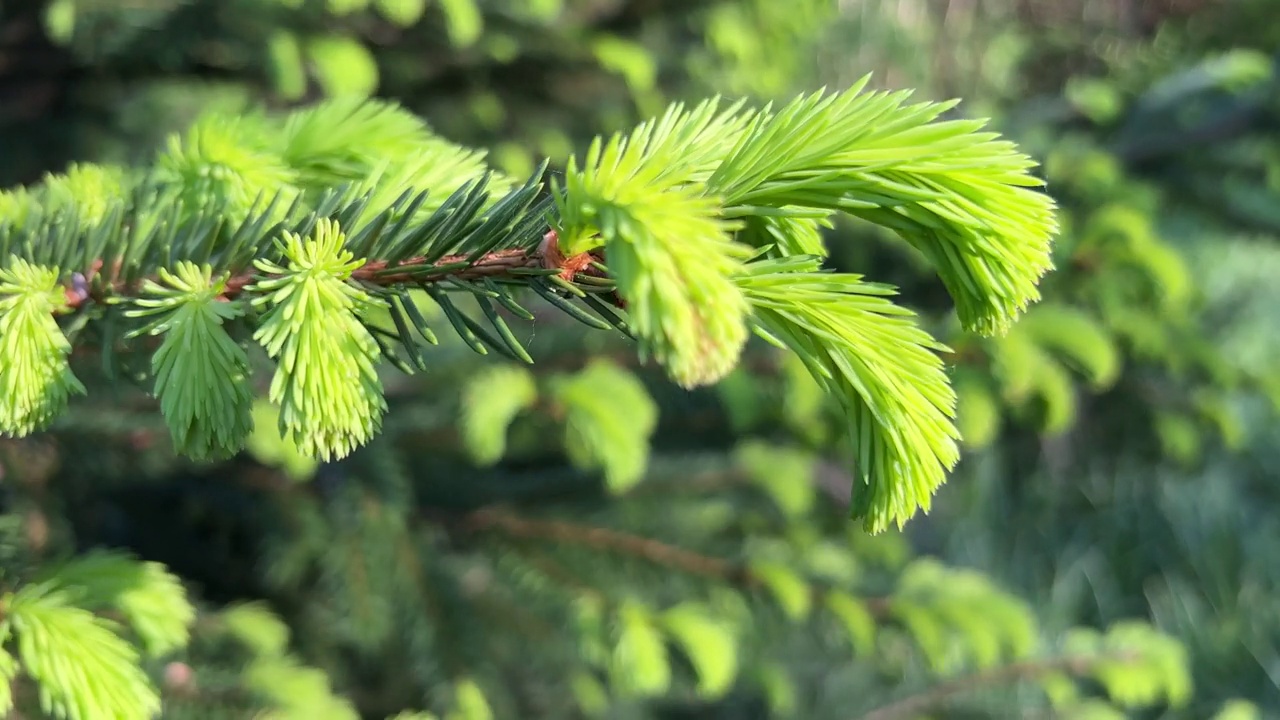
[856,653,1119,720]
[63,230,603,310]
[456,506,892,616]
[461,507,740,581]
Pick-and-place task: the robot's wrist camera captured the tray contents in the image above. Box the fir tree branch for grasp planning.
[63,233,595,311]
[457,507,891,616]
[0,86,1059,527]
[855,652,1135,720]
[461,508,737,581]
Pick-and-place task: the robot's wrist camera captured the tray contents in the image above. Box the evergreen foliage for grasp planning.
[0,80,1057,531]
[0,1,1275,719]
[0,550,193,720]
[0,76,1191,719]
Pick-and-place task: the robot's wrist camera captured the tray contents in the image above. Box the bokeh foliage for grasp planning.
[0,0,1276,718]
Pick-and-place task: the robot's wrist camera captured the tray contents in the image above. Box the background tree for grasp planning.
[0,0,1276,718]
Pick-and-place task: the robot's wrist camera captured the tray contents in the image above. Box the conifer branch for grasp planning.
[457,507,892,616]
[461,508,738,581]
[855,652,1134,720]
[0,84,1059,530]
[62,231,600,311]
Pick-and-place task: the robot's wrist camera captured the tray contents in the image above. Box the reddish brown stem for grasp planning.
[856,653,1129,720]
[457,506,891,616]
[462,507,739,580]
[62,230,599,310]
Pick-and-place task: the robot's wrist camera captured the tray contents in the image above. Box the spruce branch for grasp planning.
[0,82,1058,527]
[545,80,1056,528]
[126,262,254,460]
[456,507,892,617]
[738,255,959,531]
[857,620,1191,719]
[2,583,162,720]
[32,552,196,660]
[855,654,1111,720]
[462,508,740,581]
[249,219,390,460]
[65,244,569,310]
[0,259,87,436]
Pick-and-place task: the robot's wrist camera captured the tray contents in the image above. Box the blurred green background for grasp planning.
[1,0,1279,718]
